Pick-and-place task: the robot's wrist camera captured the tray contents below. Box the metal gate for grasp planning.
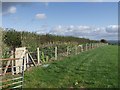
[0,58,24,89]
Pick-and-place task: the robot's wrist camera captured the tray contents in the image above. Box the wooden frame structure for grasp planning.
[0,58,24,89]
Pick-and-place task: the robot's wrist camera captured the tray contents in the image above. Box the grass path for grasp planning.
[24,45,118,88]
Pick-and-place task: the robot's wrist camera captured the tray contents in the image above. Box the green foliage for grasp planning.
[100,39,107,43]
[46,56,49,62]
[2,50,11,58]
[2,28,99,52]
[3,29,21,50]
[40,46,55,60]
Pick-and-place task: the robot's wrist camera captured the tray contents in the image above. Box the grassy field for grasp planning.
[23,45,118,88]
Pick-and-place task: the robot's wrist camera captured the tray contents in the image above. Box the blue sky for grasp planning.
[2,2,118,40]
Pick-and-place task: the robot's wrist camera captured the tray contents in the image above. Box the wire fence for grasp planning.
[28,43,108,65]
[0,42,108,89]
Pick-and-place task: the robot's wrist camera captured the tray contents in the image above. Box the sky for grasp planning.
[2,0,120,2]
[2,1,118,40]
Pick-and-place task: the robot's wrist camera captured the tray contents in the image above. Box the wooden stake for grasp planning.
[67,46,69,56]
[3,61,11,75]
[81,45,83,52]
[28,53,36,66]
[90,43,92,49]
[26,52,29,69]
[75,46,77,55]
[11,51,14,75]
[55,46,57,60]
[37,47,40,65]
[11,60,14,75]
[86,44,87,51]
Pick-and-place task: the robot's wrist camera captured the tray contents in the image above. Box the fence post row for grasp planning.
[0,43,107,89]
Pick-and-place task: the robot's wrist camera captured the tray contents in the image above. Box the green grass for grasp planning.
[24,45,118,88]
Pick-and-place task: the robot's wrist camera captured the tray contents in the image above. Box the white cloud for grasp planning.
[8,6,16,13]
[49,25,95,38]
[106,25,118,33]
[3,6,16,15]
[36,30,47,35]
[49,25,118,40]
[49,25,66,35]
[36,24,48,34]
[35,13,46,20]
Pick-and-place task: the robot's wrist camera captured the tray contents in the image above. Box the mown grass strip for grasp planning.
[24,45,118,88]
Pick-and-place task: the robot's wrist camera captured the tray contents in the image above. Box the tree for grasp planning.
[100,39,107,43]
[3,29,22,54]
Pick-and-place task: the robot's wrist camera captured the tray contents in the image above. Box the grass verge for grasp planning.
[24,45,118,88]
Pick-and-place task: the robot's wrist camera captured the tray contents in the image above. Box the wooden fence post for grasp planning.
[75,45,77,55]
[11,51,14,75]
[95,43,97,48]
[92,43,93,49]
[11,61,14,75]
[88,44,90,50]
[86,43,88,51]
[93,43,94,48]
[28,52,36,66]
[55,46,57,60]
[67,46,69,56]
[81,45,83,52]
[94,43,96,48]
[90,43,91,50]
[26,52,29,69]
[90,43,92,49]
[69,46,71,55]
[37,47,40,65]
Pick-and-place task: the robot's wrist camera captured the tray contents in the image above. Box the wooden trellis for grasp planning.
[0,47,38,89]
[0,58,24,89]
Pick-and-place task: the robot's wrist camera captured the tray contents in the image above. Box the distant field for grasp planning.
[24,45,118,88]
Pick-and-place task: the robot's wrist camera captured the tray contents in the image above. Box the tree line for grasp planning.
[2,28,100,52]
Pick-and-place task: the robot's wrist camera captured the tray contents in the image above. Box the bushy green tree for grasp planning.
[100,39,107,43]
[3,29,22,52]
